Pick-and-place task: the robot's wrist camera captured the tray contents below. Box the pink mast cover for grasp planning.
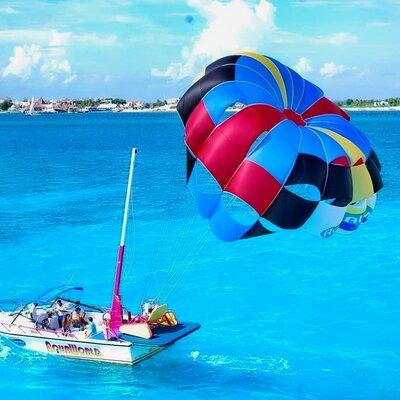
[110,148,137,332]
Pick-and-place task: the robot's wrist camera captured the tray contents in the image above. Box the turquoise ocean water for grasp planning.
[0,112,398,399]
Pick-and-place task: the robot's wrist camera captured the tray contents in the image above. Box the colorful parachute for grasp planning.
[177,52,383,241]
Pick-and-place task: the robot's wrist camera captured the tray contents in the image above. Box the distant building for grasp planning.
[99,98,113,105]
[373,101,389,107]
[127,100,143,109]
[97,102,118,111]
[42,104,57,113]
[7,104,19,113]
[155,98,180,111]
[18,100,31,109]
[165,98,179,105]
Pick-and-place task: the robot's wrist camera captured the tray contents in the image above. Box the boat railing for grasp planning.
[0,322,11,333]
[0,321,79,339]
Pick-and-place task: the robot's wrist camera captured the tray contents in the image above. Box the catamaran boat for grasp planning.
[0,149,200,364]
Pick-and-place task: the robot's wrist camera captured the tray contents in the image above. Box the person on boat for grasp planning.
[84,317,97,338]
[54,299,68,328]
[47,311,60,330]
[37,317,51,330]
[75,301,85,316]
[141,301,156,318]
[71,307,86,328]
[29,302,39,322]
[63,314,73,333]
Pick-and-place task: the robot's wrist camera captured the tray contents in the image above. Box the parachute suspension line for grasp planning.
[156,194,238,303]
[157,227,210,304]
[140,158,183,303]
[140,174,177,301]
[153,203,198,301]
[152,161,206,302]
[122,182,136,282]
[65,264,78,287]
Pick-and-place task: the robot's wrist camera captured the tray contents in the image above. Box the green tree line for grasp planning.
[0,98,13,111]
[336,98,400,107]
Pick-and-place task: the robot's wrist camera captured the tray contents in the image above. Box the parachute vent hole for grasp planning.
[221,192,258,226]
[247,131,271,157]
[218,102,245,124]
[285,184,321,202]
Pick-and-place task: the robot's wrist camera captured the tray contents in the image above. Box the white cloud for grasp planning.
[153,0,359,81]
[320,62,346,77]
[112,15,136,23]
[292,0,326,6]
[0,29,50,43]
[1,28,77,82]
[74,33,117,46]
[167,11,198,17]
[293,57,313,74]
[2,42,75,83]
[321,32,358,46]
[264,31,358,46]
[152,63,185,81]
[367,21,392,27]
[40,59,72,81]
[49,31,72,47]
[62,74,77,85]
[292,0,375,7]
[0,29,116,47]
[2,44,42,79]
[152,0,276,80]
[319,62,359,77]
[0,27,119,84]
[0,5,18,14]
[188,0,276,59]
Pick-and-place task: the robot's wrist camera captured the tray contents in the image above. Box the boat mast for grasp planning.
[29,96,35,115]
[110,148,137,329]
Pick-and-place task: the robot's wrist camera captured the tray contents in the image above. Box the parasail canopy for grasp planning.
[177,52,383,241]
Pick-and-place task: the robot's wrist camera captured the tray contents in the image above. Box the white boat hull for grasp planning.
[0,324,164,364]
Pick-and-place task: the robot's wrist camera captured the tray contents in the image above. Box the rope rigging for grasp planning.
[154,194,240,303]
[116,146,245,310]
[140,155,186,303]
[153,203,199,302]
[157,227,210,303]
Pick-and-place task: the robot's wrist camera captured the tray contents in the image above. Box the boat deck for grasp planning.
[120,322,201,347]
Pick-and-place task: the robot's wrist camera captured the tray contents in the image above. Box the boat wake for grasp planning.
[190,351,291,375]
[0,342,10,360]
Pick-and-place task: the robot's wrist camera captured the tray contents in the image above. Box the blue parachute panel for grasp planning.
[296,80,324,115]
[236,55,284,109]
[203,80,280,124]
[209,197,255,241]
[307,114,372,157]
[288,69,305,111]
[308,127,351,163]
[248,120,301,184]
[298,127,328,161]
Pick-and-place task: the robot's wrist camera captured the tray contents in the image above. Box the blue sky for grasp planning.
[0,0,399,101]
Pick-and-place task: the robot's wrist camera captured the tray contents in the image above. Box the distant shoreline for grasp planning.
[0,108,179,115]
[1,106,400,115]
[343,106,400,112]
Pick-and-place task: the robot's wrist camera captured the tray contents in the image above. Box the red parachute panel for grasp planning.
[226,160,282,215]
